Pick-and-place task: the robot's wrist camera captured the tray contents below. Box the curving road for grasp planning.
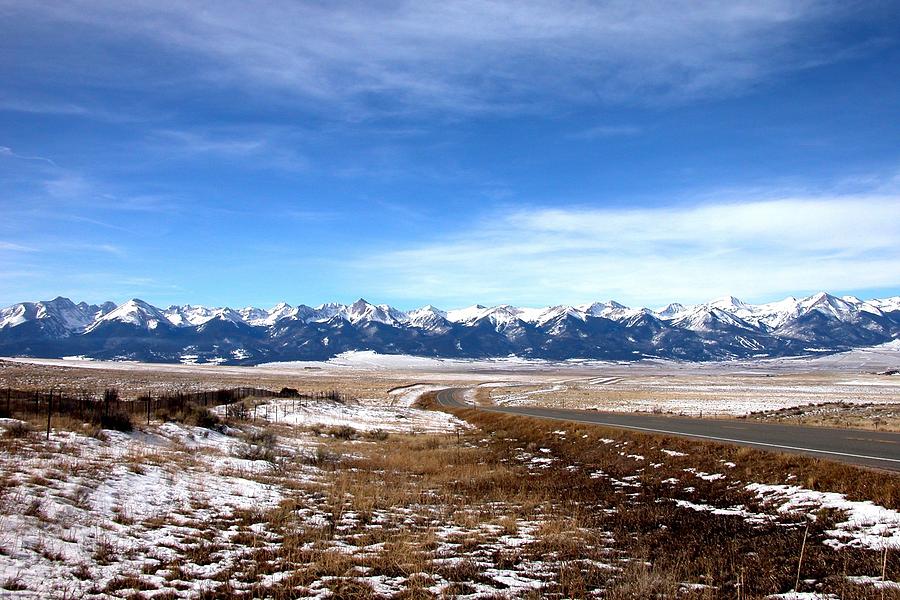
[435,388,900,472]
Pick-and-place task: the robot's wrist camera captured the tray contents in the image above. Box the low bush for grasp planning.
[365,428,389,441]
[326,425,357,440]
[224,400,253,420]
[100,411,133,432]
[2,420,31,439]
[301,445,341,467]
[233,428,279,462]
[155,403,220,430]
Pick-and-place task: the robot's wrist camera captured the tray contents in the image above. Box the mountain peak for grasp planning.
[709,295,746,309]
[2,293,899,364]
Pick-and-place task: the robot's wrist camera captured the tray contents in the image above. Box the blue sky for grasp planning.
[1,1,899,310]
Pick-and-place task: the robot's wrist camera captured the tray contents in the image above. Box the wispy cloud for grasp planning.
[0,145,56,166]
[283,209,339,222]
[40,172,182,214]
[154,130,266,155]
[568,125,642,140]
[62,243,126,257]
[351,193,900,307]
[0,94,156,123]
[150,128,309,172]
[0,242,37,252]
[3,1,863,117]
[0,239,123,256]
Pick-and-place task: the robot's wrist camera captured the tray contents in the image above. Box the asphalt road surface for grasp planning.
[435,388,900,472]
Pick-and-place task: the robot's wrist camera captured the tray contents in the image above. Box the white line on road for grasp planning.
[437,390,899,466]
[492,408,900,465]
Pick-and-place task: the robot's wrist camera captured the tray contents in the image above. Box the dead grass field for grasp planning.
[0,359,422,404]
[745,402,900,431]
[1,385,898,598]
[4,358,899,418]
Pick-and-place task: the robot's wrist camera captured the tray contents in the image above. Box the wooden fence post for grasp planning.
[46,390,53,440]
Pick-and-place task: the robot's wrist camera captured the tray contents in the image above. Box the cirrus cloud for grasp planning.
[1,1,868,117]
[353,193,900,307]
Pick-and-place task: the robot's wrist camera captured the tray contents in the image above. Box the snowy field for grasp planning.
[213,397,467,433]
[0,418,295,597]
[3,341,900,420]
[0,403,897,598]
[485,375,900,416]
[0,399,470,598]
[10,339,900,377]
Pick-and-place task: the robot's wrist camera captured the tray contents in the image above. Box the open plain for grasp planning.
[3,344,900,427]
[0,350,899,598]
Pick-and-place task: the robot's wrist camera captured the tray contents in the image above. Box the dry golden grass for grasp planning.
[3,373,898,598]
[214,400,899,598]
[0,358,429,403]
[746,402,900,432]
[483,372,900,427]
[454,407,900,508]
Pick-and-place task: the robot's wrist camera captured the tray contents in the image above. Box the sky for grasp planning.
[1,0,899,310]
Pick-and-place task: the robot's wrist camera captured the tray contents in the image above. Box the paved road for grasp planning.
[435,388,900,472]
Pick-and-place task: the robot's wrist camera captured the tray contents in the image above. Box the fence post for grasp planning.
[147,394,151,425]
[46,390,53,440]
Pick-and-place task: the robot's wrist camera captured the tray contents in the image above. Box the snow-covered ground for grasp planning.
[0,396,897,598]
[387,383,449,407]
[747,483,900,550]
[4,343,900,418]
[217,397,467,433]
[10,339,899,377]
[486,374,900,415]
[6,339,900,389]
[0,419,295,598]
[0,395,467,598]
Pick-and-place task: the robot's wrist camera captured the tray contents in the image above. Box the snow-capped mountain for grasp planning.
[407,305,450,331]
[164,305,245,327]
[0,292,898,364]
[671,306,757,333]
[86,299,172,332]
[656,302,687,319]
[0,297,113,337]
[342,299,408,326]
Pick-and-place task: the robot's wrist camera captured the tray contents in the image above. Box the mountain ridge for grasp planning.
[1,293,898,364]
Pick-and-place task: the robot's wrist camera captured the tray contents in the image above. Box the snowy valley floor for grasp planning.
[3,347,900,431]
[0,394,898,599]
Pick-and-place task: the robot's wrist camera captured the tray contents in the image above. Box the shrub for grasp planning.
[298,445,342,467]
[2,420,31,439]
[326,425,357,440]
[185,405,220,429]
[155,403,220,430]
[313,446,341,466]
[225,400,253,420]
[234,428,279,462]
[365,428,389,441]
[100,411,133,432]
[244,428,277,448]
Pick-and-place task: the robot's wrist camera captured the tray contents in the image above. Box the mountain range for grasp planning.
[1,293,898,365]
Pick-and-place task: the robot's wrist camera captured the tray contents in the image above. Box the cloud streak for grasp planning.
[568,125,643,139]
[353,194,900,307]
[0,242,37,252]
[3,1,860,117]
[0,145,56,166]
